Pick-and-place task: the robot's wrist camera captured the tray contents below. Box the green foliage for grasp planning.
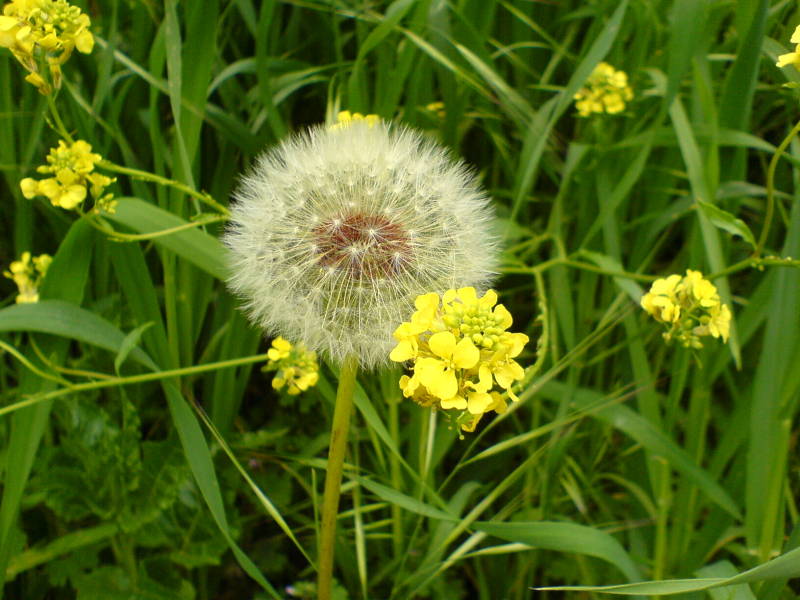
[0,0,799,598]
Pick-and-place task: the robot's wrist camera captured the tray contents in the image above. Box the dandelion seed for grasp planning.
[225,116,499,368]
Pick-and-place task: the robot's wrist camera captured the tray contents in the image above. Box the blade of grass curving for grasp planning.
[0,300,157,371]
[162,382,281,597]
[355,477,457,523]
[696,561,757,600]
[474,521,640,582]
[191,393,314,566]
[537,546,800,595]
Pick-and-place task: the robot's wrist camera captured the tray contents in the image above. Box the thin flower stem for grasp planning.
[84,211,228,242]
[0,353,267,419]
[759,118,800,257]
[501,257,656,282]
[98,160,230,215]
[45,95,73,142]
[318,355,359,600]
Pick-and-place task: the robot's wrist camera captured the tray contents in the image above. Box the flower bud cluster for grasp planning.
[573,62,633,117]
[0,0,94,94]
[640,270,732,348]
[390,287,529,433]
[330,110,379,130]
[4,251,51,303]
[777,25,800,69]
[21,139,115,212]
[262,337,320,395]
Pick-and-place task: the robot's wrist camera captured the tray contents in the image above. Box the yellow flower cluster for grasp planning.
[573,62,633,117]
[777,25,800,69]
[641,270,732,348]
[390,287,529,433]
[0,0,94,94]
[330,110,380,130]
[20,139,116,212]
[4,251,51,303]
[263,337,320,395]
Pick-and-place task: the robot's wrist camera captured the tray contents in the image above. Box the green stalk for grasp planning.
[760,118,800,257]
[317,354,359,600]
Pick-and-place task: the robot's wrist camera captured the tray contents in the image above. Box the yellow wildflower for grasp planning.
[263,336,319,395]
[573,62,633,117]
[776,25,800,69]
[330,110,380,130]
[20,139,116,212]
[641,270,732,348]
[0,0,94,93]
[424,102,445,118]
[4,251,51,303]
[390,287,530,433]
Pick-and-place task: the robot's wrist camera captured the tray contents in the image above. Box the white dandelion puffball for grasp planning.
[224,119,500,368]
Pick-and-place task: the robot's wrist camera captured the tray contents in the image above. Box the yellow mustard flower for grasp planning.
[20,139,116,212]
[330,110,380,130]
[0,0,94,93]
[424,101,445,118]
[641,270,732,348]
[390,287,529,433]
[263,336,319,395]
[4,251,51,303]
[776,25,800,69]
[573,62,633,117]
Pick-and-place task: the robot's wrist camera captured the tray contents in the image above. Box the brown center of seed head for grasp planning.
[312,212,412,280]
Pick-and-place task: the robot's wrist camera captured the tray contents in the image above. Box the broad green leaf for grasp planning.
[356,477,458,522]
[475,520,640,582]
[106,198,228,280]
[0,300,157,371]
[696,200,756,248]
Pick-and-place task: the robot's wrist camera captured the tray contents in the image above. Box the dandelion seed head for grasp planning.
[224,119,500,368]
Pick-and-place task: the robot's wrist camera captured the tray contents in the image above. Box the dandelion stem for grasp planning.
[318,354,359,600]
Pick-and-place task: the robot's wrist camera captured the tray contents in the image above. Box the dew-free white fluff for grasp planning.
[224,119,499,368]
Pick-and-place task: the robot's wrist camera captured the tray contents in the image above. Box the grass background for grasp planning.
[0,0,799,598]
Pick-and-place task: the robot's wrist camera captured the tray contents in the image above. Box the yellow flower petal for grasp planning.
[19,177,38,198]
[389,339,416,362]
[428,331,456,359]
[467,390,493,415]
[441,394,468,410]
[417,357,457,400]
[452,337,479,369]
